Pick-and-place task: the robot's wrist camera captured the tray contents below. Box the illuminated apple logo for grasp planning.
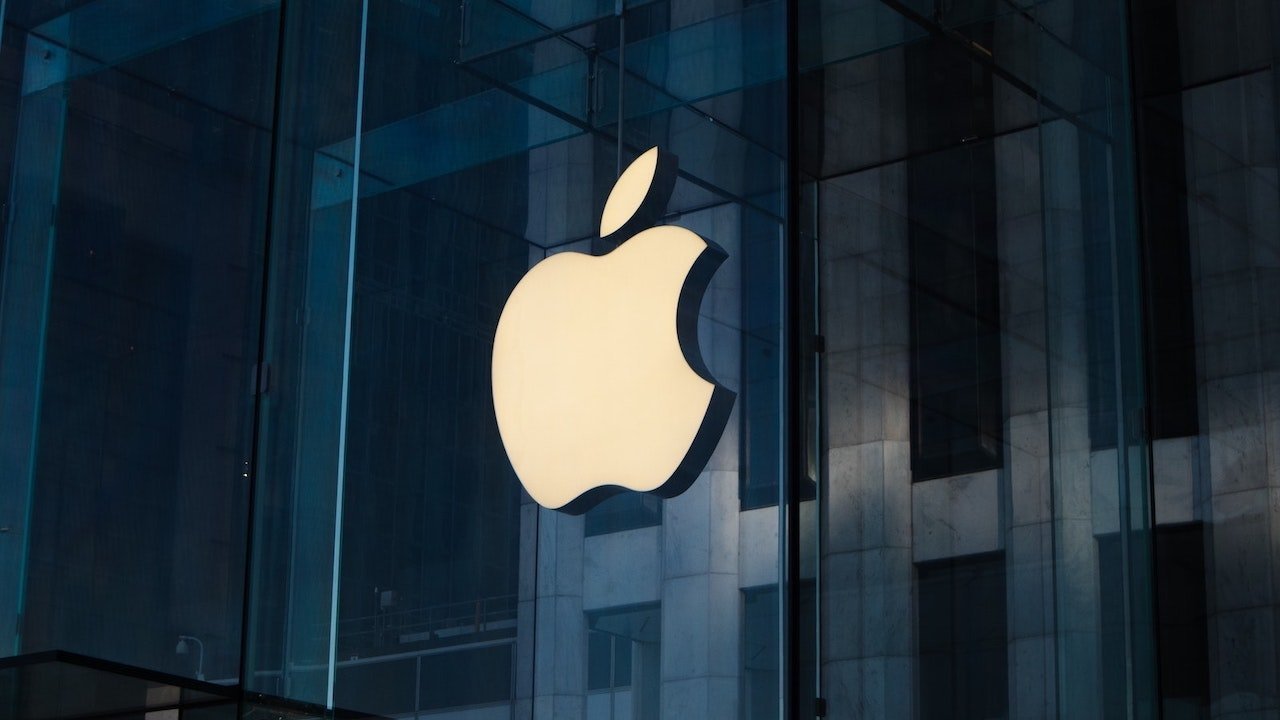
[492,147,735,514]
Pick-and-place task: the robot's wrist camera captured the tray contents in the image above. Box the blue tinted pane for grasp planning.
[587,631,613,691]
[807,0,1158,715]
[0,0,790,714]
[419,644,513,711]
[242,0,364,703]
[0,0,278,679]
[740,587,778,719]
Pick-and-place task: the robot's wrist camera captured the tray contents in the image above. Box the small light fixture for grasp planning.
[175,635,205,681]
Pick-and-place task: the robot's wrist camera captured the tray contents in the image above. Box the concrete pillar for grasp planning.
[527,508,587,719]
[1039,117,1105,718]
[996,127,1057,720]
[1181,65,1280,718]
[818,45,914,712]
[660,202,744,720]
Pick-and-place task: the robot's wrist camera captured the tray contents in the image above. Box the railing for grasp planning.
[332,594,519,659]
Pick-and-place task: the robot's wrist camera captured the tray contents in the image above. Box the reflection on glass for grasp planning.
[243,1,788,716]
[740,586,778,719]
[0,0,278,680]
[806,0,1159,715]
[917,553,1007,720]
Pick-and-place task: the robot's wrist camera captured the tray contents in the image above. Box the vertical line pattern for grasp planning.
[328,0,371,708]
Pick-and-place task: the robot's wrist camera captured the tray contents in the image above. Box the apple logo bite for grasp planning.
[492,147,735,514]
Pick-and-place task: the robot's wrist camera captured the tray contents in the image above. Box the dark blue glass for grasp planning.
[243,2,788,717]
[804,0,1159,716]
[0,0,279,680]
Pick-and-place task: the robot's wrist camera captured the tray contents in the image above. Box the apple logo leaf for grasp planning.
[600,146,679,242]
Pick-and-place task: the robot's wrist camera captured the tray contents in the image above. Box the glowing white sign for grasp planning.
[492,147,734,513]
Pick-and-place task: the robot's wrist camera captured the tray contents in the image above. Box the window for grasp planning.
[740,202,793,510]
[741,587,779,719]
[917,553,1008,720]
[586,604,661,720]
[1152,524,1210,717]
[905,29,1004,481]
[1131,0,1199,441]
[1099,525,1209,718]
[587,628,634,691]
[741,584,816,720]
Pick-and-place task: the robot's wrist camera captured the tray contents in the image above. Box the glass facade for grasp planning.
[0,1,1275,719]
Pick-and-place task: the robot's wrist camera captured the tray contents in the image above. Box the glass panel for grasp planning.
[805,0,1157,717]
[586,604,659,719]
[243,0,377,706]
[0,0,279,681]
[904,85,1003,480]
[1128,0,1280,714]
[245,1,789,718]
[917,553,1008,719]
[0,18,38,659]
[740,586,778,719]
[419,644,514,711]
[0,0,1274,717]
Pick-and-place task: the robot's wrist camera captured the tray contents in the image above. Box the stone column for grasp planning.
[660,203,744,719]
[1039,117,1104,718]
[1181,67,1280,718]
[525,507,587,719]
[996,127,1057,719]
[818,46,914,714]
